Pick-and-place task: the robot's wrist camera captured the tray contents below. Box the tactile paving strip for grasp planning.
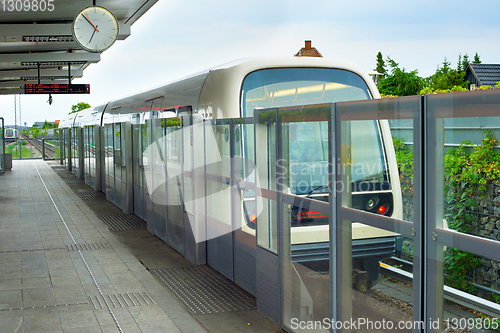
[66,242,111,251]
[89,292,156,309]
[152,266,256,315]
[0,301,89,312]
[99,214,147,231]
[77,191,107,201]
[63,178,85,184]
[0,247,66,253]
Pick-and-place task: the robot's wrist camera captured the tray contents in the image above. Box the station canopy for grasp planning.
[0,0,158,95]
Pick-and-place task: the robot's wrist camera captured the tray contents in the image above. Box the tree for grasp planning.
[377,57,425,96]
[457,53,463,72]
[461,54,470,71]
[374,52,386,76]
[41,120,56,129]
[473,52,481,64]
[69,102,91,114]
[426,57,467,91]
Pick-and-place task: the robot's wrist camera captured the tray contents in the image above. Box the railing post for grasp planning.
[42,139,46,160]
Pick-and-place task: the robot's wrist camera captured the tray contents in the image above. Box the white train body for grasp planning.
[59,57,402,285]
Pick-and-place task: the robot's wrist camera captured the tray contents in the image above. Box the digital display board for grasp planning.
[24,84,90,94]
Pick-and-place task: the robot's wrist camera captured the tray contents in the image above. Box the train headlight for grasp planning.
[366,196,379,211]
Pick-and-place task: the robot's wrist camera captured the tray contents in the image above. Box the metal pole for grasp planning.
[42,139,45,160]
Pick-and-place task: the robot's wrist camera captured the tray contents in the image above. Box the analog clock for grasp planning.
[72,6,119,53]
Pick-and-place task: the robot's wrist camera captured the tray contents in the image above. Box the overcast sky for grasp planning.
[1,0,499,126]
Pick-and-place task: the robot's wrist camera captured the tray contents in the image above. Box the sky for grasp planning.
[1,0,500,126]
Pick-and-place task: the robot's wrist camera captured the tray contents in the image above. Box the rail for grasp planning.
[380,258,500,318]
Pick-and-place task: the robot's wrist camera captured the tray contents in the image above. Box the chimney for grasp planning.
[305,40,312,50]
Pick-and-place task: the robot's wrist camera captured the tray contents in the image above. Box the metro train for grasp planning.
[58,57,402,290]
[4,128,19,143]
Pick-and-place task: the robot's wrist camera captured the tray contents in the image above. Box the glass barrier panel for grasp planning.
[89,126,96,188]
[282,196,331,333]
[426,92,500,240]
[166,118,184,253]
[337,97,420,225]
[114,123,122,183]
[426,90,500,330]
[153,119,167,242]
[233,120,257,293]
[436,243,500,331]
[10,139,30,159]
[140,122,150,222]
[206,120,233,278]
[132,124,144,219]
[144,120,154,231]
[104,124,115,203]
[83,127,90,185]
[275,104,332,331]
[337,218,414,333]
[336,97,419,332]
[72,127,79,174]
[42,139,60,161]
[181,114,195,222]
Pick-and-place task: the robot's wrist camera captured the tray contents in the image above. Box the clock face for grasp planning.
[72,6,119,53]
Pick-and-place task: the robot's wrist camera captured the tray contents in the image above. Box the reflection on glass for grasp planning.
[288,121,329,197]
[443,120,500,240]
[340,219,414,333]
[242,68,371,117]
[437,244,500,331]
[282,201,330,332]
[343,120,396,217]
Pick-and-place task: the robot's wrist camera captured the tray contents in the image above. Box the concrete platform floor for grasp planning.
[0,160,281,333]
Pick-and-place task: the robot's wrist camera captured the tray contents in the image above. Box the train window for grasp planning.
[131,113,141,125]
[162,108,176,118]
[288,121,329,195]
[350,120,388,186]
[241,68,371,118]
[178,106,192,116]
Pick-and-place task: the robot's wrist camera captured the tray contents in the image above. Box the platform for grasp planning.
[0,160,281,333]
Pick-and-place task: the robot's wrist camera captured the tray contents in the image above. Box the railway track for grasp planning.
[380,257,500,318]
[20,134,56,159]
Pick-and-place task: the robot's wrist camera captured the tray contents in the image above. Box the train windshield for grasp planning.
[241,68,371,117]
[287,120,388,195]
[242,68,388,196]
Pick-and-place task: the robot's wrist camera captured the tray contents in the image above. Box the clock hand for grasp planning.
[82,12,99,32]
[89,25,98,44]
